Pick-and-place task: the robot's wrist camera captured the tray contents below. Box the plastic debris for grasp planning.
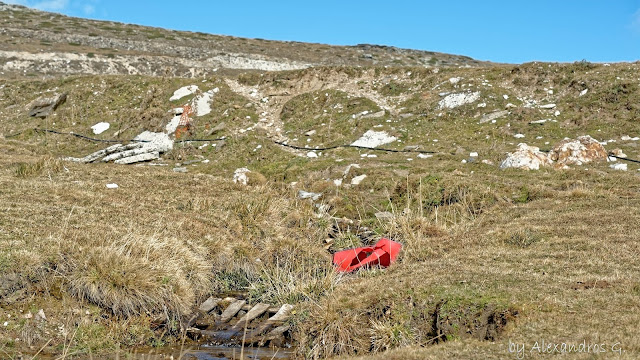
[333,238,402,272]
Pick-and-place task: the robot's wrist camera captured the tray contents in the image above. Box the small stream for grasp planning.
[126,344,292,360]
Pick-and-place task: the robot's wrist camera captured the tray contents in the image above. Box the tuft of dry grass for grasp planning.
[14,155,64,178]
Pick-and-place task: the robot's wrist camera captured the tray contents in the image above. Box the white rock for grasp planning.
[514,134,525,138]
[500,143,552,170]
[503,94,509,100]
[170,85,199,101]
[351,130,397,148]
[477,102,487,108]
[37,309,46,321]
[91,122,110,135]
[610,163,627,171]
[449,77,461,84]
[194,89,215,116]
[554,110,561,116]
[305,130,317,136]
[134,131,173,153]
[106,183,119,189]
[579,89,589,97]
[343,164,360,177]
[2,322,7,327]
[114,151,160,165]
[351,175,367,185]
[333,179,343,186]
[298,190,322,201]
[307,151,318,158]
[438,92,481,109]
[166,115,181,134]
[417,153,433,159]
[539,104,556,109]
[470,152,479,157]
[233,168,251,185]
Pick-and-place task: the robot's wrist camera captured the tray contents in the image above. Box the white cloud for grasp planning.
[4,0,69,11]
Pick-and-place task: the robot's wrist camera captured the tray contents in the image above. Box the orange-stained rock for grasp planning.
[548,135,608,167]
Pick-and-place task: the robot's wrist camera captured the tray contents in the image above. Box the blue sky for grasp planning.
[6,0,640,63]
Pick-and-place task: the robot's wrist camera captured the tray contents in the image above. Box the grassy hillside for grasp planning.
[1,61,640,359]
[1,3,640,357]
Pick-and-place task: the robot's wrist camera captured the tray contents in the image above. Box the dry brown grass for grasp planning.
[2,62,640,359]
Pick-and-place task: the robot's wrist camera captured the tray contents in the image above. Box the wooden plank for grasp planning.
[248,304,293,338]
[198,297,221,313]
[230,303,271,331]
[219,299,246,323]
[258,324,290,346]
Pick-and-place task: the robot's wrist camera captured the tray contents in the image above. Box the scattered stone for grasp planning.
[36,309,46,321]
[115,151,160,164]
[170,85,199,101]
[548,135,608,166]
[610,163,627,171]
[220,300,247,323]
[230,303,271,332]
[579,89,589,97]
[134,131,174,153]
[351,130,397,148]
[233,168,250,185]
[500,143,552,170]
[530,119,555,124]
[343,164,360,177]
[470,152,479,157]
[173,167,188,173]
[479,110,508,124]
[611,149,627,158]
[28,93,67,118]
[481,159,494,165]
[362,110,386,119]
[417,153,433,159]
[539,103,556,109]
[333,179,343,186]
[306,151,318,158]
[305,130,317,136]
[199,297,222,313]
[106,183,119,189]
[438,92,480,109]
[91,122,110,135]
[514,134,525,138]
[351,174,367,185]
[298,190,322,201]
[206,122,226,136]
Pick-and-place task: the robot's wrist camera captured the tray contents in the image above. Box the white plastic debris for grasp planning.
[91,122,110,135]
[351,175,367,185]
[170,85,199,101]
